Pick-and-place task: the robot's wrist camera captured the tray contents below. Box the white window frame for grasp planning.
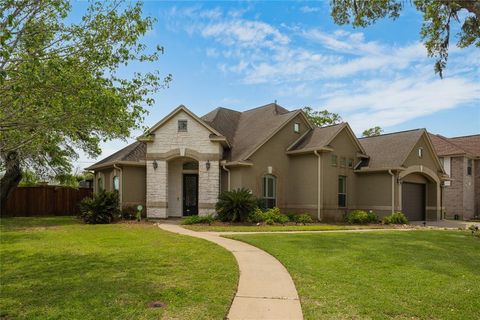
[418,147,424,158]
[113,176,120,191]
[263,175,277,208]
[293,122,300,133]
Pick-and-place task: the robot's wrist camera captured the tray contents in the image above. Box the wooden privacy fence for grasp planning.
[4,186,93,217]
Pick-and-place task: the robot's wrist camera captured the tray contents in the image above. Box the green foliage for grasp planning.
[78,191,120,224]
[383,212,409,225]
[346,210,378,224]
[362,126,383,137]
[468,224,479,238]
[215,188,258,223]
[330,0,480,77]
[249,207,289,224]
[18,170,43,186]
[302,107,342,127]
[121,206,137,220]
[0,0,171,193]
[181,215,216,225]
[295,213,314,225]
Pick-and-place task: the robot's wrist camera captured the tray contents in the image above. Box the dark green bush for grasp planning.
[383,212,409,224]
[121,206,137,220]
[346,210,378,224]
[181,215,215,225]
[249,207,289,224]
[79,191,120,224]
[216,188,258,222]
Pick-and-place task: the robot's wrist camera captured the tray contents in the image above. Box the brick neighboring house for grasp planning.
[87,104,447,221]
[429,134,480,220]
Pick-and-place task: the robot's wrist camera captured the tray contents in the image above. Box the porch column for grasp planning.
[146,159,168,218]
[198,160,220,216]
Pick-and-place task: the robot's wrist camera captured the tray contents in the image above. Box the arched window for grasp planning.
[97,177,104,191]
[183,161,199,170]
[113,176,119,191]
[263,175,276,209]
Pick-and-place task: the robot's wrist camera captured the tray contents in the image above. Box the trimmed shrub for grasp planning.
[383,212,409,225]
[248,207,289,224]
[216,188,257,222]
[181,214,215,225]
[346,210,378,224]
[79,191,120,224]
[295,213,314,225]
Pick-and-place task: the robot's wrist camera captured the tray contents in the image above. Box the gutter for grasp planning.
[222,164,231,191]
[314,150,322,221]
[113,164,123,208]
[388,169,395,214]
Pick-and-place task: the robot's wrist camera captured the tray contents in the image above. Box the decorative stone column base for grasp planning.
[147,207,167,219]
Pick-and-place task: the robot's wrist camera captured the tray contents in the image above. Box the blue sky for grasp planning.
[76,1,480,171]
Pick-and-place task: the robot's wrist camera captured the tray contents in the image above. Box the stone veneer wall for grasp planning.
[145,109,222,218]
[198,160,220,216]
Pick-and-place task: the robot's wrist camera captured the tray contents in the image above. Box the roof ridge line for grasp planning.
[358,128,425,139]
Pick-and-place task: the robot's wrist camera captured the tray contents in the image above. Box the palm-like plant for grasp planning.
[215,188,257,222]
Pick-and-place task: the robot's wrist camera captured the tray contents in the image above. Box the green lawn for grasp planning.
[229,230,480,320]
[0,217,238,320]
[184,224,388,232]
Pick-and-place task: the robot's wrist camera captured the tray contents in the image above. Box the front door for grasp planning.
[183,174,198,216]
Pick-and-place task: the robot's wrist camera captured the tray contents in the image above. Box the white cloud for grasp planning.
[300,6,321,13]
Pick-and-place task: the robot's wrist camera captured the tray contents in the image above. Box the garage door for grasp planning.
[402,183,425,221]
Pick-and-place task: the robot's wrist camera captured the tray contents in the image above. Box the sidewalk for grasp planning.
[157,222,303,320]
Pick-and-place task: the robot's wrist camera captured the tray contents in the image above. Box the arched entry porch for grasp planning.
[398,165,441,221]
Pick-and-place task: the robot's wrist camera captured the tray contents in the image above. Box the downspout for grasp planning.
[113,164,123,209]
[388,169,395,214]
[314,150,322,221]
[222,165,231,191]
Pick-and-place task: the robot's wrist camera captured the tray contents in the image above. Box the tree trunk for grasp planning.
[0,152,22,216]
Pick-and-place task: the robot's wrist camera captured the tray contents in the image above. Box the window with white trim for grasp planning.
[418,147,424,158]
[113,176,119,191]
[331,154,338,166]
[338,176,347,208]
[294,122,300,133]
[97,177,104,191]
[263,175,276,209]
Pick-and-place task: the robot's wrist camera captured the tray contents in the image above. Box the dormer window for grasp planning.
[418,147,423,158]
[294,123,300,133]
[178,120,187,132]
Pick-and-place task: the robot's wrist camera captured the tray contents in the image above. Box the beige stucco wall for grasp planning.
[122,166,146,208]
[320,129,362,221]
[286,153,318,215]
[229,114,311,211]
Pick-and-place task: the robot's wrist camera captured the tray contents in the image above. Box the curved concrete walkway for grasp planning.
[158,222,303,320]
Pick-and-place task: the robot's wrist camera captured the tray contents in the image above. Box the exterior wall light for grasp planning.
[152,160,158,170]
[206,160,211,170]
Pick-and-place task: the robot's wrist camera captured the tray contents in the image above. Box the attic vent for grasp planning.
[178,120,187,132]
[418,147,423,158]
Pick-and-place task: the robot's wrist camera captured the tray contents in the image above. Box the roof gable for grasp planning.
[86,141,146,170]
[143,105,223,139]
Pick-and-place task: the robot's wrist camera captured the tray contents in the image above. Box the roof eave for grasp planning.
[286,146,334,155]
[86,160,146,171]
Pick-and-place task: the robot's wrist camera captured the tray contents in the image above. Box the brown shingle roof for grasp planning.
[86,141,146,170]
[359,129,425,169]
[201,107,241,145]
[289,123,345,151]
[449,135,480,157]
[428,133,467,156]
[203,103,298,161]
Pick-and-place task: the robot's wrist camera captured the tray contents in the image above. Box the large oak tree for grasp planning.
[0,0,171,214]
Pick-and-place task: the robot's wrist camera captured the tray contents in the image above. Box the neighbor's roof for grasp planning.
[449,135,480,157]
[359,129,425,169]
[429,133,480,157]
[288,123,345,152]
[86,141,146,170]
